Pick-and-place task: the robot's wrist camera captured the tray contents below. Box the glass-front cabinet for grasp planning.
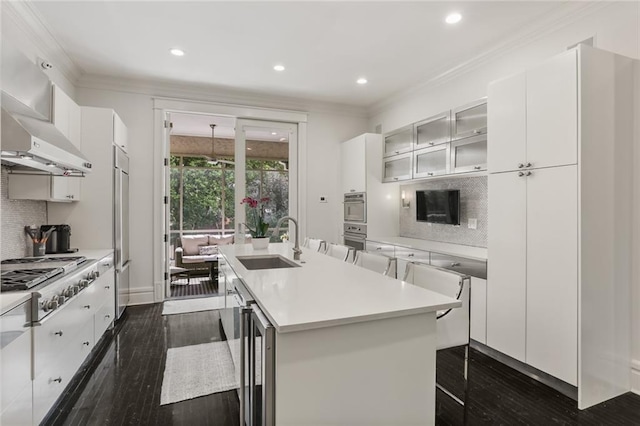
[450,135,488,173]
[413,145,449,179]
[414,111,450,148]
[383,125,413,157]
[452,98,487,140]
[383,152,412,182]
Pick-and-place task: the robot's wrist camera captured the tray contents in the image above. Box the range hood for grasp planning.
[1,109,92,175]
[0,41,92,175]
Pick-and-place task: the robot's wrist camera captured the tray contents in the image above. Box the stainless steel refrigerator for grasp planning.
[114,146,130,319]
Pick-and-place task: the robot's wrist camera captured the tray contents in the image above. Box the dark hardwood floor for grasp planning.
[49,304,640,426]
[169,277,218,299]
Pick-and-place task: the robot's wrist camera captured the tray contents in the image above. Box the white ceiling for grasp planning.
[31,1,570,107]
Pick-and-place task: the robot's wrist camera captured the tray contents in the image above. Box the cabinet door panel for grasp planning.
[486,172,527,361]
[526,165,578,385]
[526,50,577,169]
[341,135,366,194]
[487,72,526,173]
[470,277,487,344]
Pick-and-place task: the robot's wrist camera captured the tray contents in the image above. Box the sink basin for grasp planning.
[237,255,301,270]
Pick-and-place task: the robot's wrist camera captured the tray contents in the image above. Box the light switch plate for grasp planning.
[468,218,477,229]
[319,196,327,203]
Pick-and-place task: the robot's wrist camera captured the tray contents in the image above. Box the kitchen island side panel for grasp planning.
[275,312,437,425]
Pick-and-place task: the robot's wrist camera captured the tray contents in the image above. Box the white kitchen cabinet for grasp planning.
[488,50,577,174]
[340,134,366,194]
[526,50,577,170]
[486,171,527,362]
[487,45,635,408]
[414,111,450,148]
[526,165,578,385]
[113,112,128,153]
[8,174,80,202]
[487,72,526,173]
[52,85,81,149]
[382,152,412,182]
[413,145,448,178]
[451,98,487,141]
[1,302,32,426]
[469,277,487,344]
[383,125,413,157]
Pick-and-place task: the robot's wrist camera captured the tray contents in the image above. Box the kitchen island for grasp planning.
[219,242,460,425]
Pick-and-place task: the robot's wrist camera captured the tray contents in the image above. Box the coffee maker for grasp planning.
[40,224,74,254]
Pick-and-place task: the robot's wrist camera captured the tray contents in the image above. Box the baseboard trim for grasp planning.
[471,340,578,400]
[632,359,640,395]
[128,286,155,306]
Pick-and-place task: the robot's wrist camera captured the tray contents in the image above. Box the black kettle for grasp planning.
[40,224,72,254]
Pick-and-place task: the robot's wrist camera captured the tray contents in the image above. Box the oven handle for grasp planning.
[344,233,367,242]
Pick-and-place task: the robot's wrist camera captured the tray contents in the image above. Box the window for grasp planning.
[170,156,288,248]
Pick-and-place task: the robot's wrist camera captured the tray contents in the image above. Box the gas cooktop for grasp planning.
[0,256,87,292]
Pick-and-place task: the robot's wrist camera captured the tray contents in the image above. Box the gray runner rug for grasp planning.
[160,341,237,405]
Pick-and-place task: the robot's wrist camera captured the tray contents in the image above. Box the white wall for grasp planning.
[368,1,640,395]
[76,86,366,304]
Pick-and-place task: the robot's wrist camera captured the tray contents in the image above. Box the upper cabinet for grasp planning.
[341,134,366,194]
[488,50,577,174]
[113,113,128,153]
[52,85,81,149]
[8,174,80,202]
[452,98,487,140]
[383,125,413,157]
[382,98,487,183]
[414,112,450,148]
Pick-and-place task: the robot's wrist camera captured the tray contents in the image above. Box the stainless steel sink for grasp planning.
[237,255,301,270]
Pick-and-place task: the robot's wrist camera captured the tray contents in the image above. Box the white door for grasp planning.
[487,72,526,173]
[525,165,578,385]
[486,171,527,361]
[235,119,298,243]
[526,49,578,169]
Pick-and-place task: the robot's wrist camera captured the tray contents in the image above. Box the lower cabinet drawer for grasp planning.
[365,241,395,257]
[94,304,115,339]
[33,308,84,375]
[33,323,93,424]
[430,252,487,279]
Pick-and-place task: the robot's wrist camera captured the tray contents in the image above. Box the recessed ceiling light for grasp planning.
[273,64,285,71]
[169,48,185,56]
[357,77,368,85]
[445,12,462,24]
[271,132,277,135]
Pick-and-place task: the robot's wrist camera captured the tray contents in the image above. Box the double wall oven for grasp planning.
[343,192,367,252]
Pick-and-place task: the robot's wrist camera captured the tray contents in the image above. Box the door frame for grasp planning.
[152,97,308,302]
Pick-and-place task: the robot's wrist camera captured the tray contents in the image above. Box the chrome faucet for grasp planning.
[273,216,302,261]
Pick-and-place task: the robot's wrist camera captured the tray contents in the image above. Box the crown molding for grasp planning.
[77,73,368,118]
[2,0,83,84]
[367,1,611,117]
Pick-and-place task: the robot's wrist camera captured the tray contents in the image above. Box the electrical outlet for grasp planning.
[319,196,327,203]
[468,218,477,229]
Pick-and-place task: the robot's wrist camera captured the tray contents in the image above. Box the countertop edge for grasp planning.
[272,300,463,334]
[366,237,487,261]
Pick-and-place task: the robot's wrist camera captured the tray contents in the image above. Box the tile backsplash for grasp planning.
[399,176,487,248]
[1,167,47,259]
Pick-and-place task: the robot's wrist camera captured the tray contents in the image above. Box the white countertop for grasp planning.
[219,243,461,334]
[45,249,114,261]
[367,236,487,261]
[1,292,32,316]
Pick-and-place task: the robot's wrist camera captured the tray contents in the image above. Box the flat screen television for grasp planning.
[416,190,460,225]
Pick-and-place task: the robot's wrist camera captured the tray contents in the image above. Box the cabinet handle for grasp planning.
[395,150,400,154]
[105,286,110,290]
[518,163,524,168]
[473,129,482,134]
[450,262,461,267]
[105,314,111,319]
[427,172,434,176]
[394,177,399,181]
[429,142,434,145]
[376,247,382,251]
[83,305,91,309]
[408,253,415,257]
[526,171,532,176]
[525,162,532,168]
[83,341,90,346]
[52,377,62,384]
[54,330,64,336]
[474,166,482,170]
[518,171,525,177]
